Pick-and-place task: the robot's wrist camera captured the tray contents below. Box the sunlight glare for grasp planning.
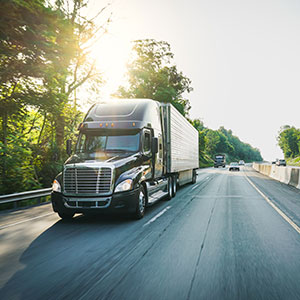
[90,34,131,100]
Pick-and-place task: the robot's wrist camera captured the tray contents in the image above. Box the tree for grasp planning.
[0,0,72,190]
[0,0,111,193]
[44,0,110,155]
[277,125,300,158]
[201,126,262,163]
[115,39,193,116]
[204,130,220,156]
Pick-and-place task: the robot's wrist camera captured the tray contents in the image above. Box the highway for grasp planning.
[1,166,300,299]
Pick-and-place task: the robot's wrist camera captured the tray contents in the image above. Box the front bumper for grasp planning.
[51,189,139,215]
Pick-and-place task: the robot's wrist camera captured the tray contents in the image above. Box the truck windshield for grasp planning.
[76,132,140,153]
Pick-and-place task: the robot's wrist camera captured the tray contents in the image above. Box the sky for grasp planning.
[86,0,300,161]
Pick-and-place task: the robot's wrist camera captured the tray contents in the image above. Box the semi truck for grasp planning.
[214,154,226,168]
[51,99,199,220]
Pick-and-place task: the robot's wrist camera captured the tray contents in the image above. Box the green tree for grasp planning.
[200,126,262,164]
[277,125,300,158]
[115,39,193,116]
[44,0,109,156]
[192,119,206,153]
[204,130,220,156]
[216,127,262,162]
[0,0,110,194]
[0,0,71,191]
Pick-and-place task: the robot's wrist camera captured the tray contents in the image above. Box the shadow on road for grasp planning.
[0,198,170,299]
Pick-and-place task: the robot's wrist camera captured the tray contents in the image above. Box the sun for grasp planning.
[90,34,132,99]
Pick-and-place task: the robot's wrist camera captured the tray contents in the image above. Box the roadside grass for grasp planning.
[199,153,214,168]
[287,157,300,167]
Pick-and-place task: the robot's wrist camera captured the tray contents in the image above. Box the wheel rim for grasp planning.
[169,178,172,196]
[173,177,176,194]
[139,190,145,213]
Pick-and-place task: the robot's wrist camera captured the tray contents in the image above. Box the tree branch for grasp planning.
[67,62,96,96]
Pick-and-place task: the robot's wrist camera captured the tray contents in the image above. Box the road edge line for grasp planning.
[0,212,54,230]
[245,173,300,235]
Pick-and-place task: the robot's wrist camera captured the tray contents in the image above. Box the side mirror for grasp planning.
[66,139,72,156]
[151,137,158,154]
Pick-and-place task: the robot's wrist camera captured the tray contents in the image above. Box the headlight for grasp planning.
[115,179,133,193]
[52,179,61,193]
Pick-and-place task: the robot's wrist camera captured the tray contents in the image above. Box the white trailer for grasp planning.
[162,103,199,185]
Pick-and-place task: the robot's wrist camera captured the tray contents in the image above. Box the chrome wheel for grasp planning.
[169,178,172,195]
[172,176,177,197]
[138,189,146,214]
[133,186,146,219]
[165,177,173,201]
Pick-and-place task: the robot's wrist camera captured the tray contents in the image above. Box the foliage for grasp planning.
[191,121,263,167]
[0,0,109,195]
[286,157,300,167]
[277,125,300,158]
[214,127,262,162]
[114,39,193,116]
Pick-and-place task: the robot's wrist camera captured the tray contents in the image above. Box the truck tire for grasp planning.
[133,186,146,219]
[165,176,173,201]
[172,175,177,197]
[191,170,197,184]
[58,211,75,220]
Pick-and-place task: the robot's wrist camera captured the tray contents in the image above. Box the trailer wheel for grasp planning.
[133,185,146,219]
[191,170,197,184]
[172,175,177,197]
[58,211,75,220]
[165,176,173,201]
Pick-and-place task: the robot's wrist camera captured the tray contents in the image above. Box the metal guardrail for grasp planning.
[0,188,52,205]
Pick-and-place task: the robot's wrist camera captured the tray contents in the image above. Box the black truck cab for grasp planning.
[51,99,198,220]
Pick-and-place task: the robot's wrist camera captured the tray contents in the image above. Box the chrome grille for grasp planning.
[64,167,112,195]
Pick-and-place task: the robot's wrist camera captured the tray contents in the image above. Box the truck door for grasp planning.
[142,129,153,180]
[142,129,163,179]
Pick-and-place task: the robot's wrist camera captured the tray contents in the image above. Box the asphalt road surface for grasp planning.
[1,166,300,300]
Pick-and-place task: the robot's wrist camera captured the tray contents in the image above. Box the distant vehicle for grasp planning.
[276,159,286,166]
[239,160,245,165]
[229,162,240,171]
[214,154,226,168]
[51,99,199,220]
[271,161,276,164]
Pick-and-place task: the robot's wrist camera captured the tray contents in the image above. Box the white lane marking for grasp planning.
[0,212,54,230]
[245,176,300,235]
[143,206,171,226]
[191,176,210,191]
[191,183,200,190]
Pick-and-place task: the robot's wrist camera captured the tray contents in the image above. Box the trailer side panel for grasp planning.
[164,104,199,173]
